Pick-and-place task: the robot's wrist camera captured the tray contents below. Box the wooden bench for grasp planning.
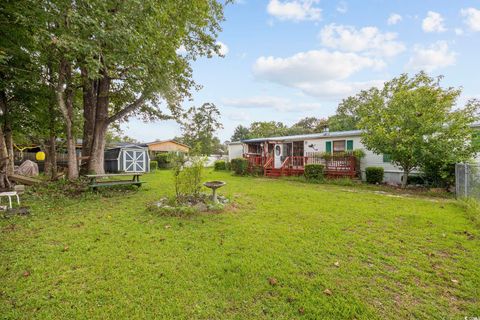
[86,173,145,191]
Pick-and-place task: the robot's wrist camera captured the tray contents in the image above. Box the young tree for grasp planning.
[231,125,250,141]
[358,72,480,188]
[179,103,223,155]
[328,96,363,132]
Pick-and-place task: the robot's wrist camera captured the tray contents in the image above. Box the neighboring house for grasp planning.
[104,143,150,173]
[146,140,190,155]
[227,129,415,184]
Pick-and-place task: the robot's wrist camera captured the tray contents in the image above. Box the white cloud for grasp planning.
[387,13,402,25]
[336,1,348,14]
[296,80,384,98]
[319,24,406,57]
[461,7,480,31]
[267,0,322,22]
[223,96,322,112]
[455,28,464,36]
[406,41,456,72]
[422,11,447,33]
[253,49,385,98]
[217,41,229,56]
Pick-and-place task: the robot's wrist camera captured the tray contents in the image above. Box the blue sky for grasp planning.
[122,0,480,142]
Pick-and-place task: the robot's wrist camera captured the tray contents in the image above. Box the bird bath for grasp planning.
[203,181,226,203]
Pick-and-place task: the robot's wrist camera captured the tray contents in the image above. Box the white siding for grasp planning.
[304,135,410,184]
[227,143,244,162]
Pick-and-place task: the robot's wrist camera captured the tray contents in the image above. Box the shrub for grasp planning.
[304,164,324,180]
[365,167,384,184]
[214,160,226,171]
[156,153,172,169]
[225,161,231,171]
[407,175,425,186]
[150,160,158,171]
[171,154,206,199]
[351,149,366,159]
[230,158,248,175]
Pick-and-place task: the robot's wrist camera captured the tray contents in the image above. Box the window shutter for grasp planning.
[326,141,332,153]
[346,140,353,151]
[383,153,391,163]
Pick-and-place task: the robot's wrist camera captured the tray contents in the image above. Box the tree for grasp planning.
[248,121,288,138]
[178,103,223,155]
[293,117,328,133]
[231,125,250,141]
[328,96,362,132]
[357,72,480,188]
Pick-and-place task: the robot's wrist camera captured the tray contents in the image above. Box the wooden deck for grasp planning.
[244,154,357,178]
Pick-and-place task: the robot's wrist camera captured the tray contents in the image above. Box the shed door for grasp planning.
[124,150,146,172]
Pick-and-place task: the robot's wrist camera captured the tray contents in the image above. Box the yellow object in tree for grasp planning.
[36,151,46,161]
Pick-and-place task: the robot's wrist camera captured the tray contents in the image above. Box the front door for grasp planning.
[274,144,283,169]
[124,150,145,172]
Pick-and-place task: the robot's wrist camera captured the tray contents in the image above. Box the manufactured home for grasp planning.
[227,130,413,184]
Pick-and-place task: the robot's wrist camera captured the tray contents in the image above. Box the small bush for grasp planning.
[366,167,384,184]
[231,158,248,175]
[225,161,231,171]
[304,164,324,180]
[150,160,158,171]
[407,175,425,185]
[156,153,172,169]
[214,160,227,171]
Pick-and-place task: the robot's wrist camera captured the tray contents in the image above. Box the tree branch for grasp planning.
[107,94,147,124]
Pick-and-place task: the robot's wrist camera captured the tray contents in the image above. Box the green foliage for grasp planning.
[147,199,198,217]
[149,160,158,171]
[357,72,480,187]
[248,121,288,138]
[155,153,172,168]
[327,96,362,131]
[365,167,384,184]
[230,125,250,141]
[304,164,325,180]
[171,154,206,200]
[351,149,366,159]
[178,103,223,156]
[230,158,248,175]
[214,160,226,171]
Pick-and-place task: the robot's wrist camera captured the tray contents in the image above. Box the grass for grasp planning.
[1,170,479,319]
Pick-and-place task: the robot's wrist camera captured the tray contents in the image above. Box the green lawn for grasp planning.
[1,170,479,319]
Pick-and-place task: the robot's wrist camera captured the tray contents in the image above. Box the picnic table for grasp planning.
[86,173,145,190]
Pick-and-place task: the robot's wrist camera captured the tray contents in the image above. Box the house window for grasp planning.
[383,153,391,163]
[333,140,345,153]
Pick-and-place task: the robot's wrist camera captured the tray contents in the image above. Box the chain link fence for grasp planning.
[455,163,480,199]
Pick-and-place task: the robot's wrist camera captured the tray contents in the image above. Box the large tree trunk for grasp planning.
[55,58,78,180]
[4,125,14,175]
[0,125,11,190]
[0,91,14,175]
[88,122,108,174]
[81,67,96,173]
[87,70,110,174]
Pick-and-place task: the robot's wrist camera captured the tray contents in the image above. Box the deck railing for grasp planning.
[244,154,263,168]
[243,153,357,177]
